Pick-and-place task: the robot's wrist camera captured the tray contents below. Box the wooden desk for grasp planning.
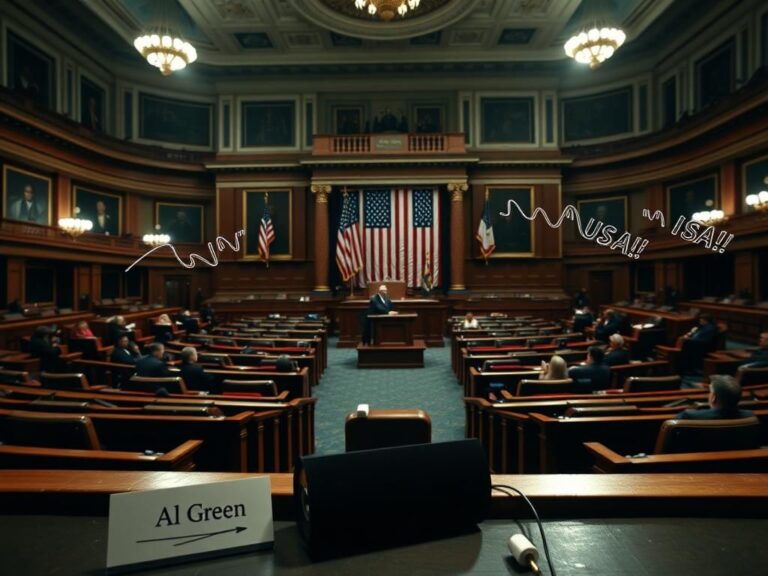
[0,311,94,350]
[1,472,768,575]
[683,300,768,343]
[369,313,417,346]
[335,298,448,347]
[601,305,697,344]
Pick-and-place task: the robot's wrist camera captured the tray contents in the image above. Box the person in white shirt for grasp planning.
[462,312,479,329]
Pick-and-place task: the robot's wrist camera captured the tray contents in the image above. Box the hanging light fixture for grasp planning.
[746,190,768,212]
[354,0,421,21]
[58,217,93,238]
[133,0,197,76]
[564,0,626,69]
[692,210,727,226]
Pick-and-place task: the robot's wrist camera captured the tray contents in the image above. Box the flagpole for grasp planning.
[264,192,269,269]
[483,189,489,266]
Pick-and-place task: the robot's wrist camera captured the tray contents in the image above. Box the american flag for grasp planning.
[363,188,440,288]
[336,191,364,282]
[258,199,275,264]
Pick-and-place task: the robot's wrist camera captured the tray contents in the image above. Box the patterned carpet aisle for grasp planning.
[313,337,466,454]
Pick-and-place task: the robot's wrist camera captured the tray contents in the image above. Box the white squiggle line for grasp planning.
[125,230,246,273]
[642,208,666,227]
[501,200,591,235]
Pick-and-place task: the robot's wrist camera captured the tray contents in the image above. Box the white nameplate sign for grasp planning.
[107,477,273,572]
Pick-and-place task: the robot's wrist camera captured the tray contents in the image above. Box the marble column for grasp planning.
[447,181,469,292]
[311,184,332,293]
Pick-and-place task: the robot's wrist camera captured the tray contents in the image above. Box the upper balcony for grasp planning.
[312,133,466,156]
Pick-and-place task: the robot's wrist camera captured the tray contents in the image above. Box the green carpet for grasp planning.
[313,337,465,454]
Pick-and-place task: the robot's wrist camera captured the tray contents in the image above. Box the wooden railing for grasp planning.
[313,132,466,156]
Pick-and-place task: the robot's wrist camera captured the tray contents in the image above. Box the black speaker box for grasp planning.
[293,439,490,557]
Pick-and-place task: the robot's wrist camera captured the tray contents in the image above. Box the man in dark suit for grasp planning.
[10,184,47,224]
[362,284,395,345]
[605,334,630,366]
[110,334,139,365]
[91,200,117,235]
[178,346,219,394]
[675,375,753,419]
[29,326,61,372]
[135,343,171,378]
[747,332,768,366]
[568,346,611,392]
[594,309,623,342]
[687,313,718,344]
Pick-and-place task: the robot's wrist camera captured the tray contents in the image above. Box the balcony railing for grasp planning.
[313,132,466,156]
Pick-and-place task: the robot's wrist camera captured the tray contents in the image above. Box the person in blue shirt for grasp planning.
[686,313,717,344]
[675,374,753,420]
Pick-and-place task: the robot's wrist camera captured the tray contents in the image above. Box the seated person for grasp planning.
[604,334,630,366]
[29,325,61,372]
[110,334,140,365]
[461,312,479,329]
[179,346,219,394]
[107,315,131,346]
[178,310,199,334]
[568,346,610,392]
[200,302,215,325]
[594,309,623,342]
[745,331,768,366]
[7,298,23,314]
[685,313,717,344]
[539,354,568,380]
[572,306,595,334]
[71,320,94,339]
[675,374,753,420]
[156,313,173,326]
[573,287,590,309]
[135,343,171,378]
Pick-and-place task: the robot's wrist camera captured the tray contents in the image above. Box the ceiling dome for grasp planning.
[290,0,480,41]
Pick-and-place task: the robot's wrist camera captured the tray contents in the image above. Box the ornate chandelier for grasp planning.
[564,0,625,69]
[143,233,171,247]
[354,0,421,21]
[58,218,93,238]
[564,26,625,68]
[746,190,768,212]
[692,210,727,226]
[134,32,197,76]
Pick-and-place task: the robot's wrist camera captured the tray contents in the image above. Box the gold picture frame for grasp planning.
[483,186,535,258]
[73,185,122,236]
[242,189,293,260]
[155,202,205,244]
[3,164,52,226]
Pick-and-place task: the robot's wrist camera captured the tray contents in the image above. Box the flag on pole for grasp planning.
[258,195,275,266]
[421,253,433,294]
[336,190,364,282]
[476,194,495,260]
[362,188,441,288]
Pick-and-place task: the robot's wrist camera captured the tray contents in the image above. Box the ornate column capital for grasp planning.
[447,181,469,202]
[310,184,332,203]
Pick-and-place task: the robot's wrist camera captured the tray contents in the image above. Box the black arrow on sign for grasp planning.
[136,526,247,547]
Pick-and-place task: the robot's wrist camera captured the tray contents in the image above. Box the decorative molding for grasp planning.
[447,181,468,201]
[311,183,332,202]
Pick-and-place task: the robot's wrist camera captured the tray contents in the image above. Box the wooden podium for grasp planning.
[369,313,416,346]
[357,312,425,368]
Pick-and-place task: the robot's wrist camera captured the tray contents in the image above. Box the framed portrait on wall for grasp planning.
[6,31,56,110]
[562,87,633,142]
[243,189,292,259]
[479,97,535,144]
[139,93,212,148]
[73,186,122,236]
[577,196,627,235]
[666,174,719,224]
[742,153,768,211]
[334,106,363,135]
[3,165,52,225]
[80,75,105,132]
[241,100,296,148]
[483,187,534,257]
[156,202,204,244]
[413,105,444,133]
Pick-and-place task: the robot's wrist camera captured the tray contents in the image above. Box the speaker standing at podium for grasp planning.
[362,284,396,344]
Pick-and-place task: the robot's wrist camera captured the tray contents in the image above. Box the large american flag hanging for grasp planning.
[336,191,364,282]
[362,188,440,288]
